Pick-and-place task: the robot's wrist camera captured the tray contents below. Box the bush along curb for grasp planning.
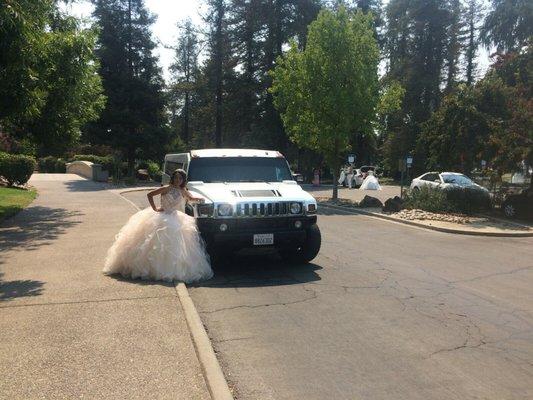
[317,202,533,238]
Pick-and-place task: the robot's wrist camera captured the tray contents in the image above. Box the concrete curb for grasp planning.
[175,283,234,400]
[318,202,533,238]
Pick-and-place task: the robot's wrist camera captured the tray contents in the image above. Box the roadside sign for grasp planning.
[481,160,487,168]
[406,156,413,167]
[348,154,355,164]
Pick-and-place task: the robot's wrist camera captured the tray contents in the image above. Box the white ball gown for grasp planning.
[360,173,382,190]
[103,186,213,283]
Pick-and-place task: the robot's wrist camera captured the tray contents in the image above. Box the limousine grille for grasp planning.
[234,202,302,217]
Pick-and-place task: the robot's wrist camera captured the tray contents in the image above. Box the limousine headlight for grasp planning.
[290,202,302,214]
[197,204,214,217]
[217,203,233,217]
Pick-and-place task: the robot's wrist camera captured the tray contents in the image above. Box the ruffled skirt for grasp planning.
[103,208,213,283]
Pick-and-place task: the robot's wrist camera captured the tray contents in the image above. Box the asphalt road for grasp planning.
[124,190,533,400]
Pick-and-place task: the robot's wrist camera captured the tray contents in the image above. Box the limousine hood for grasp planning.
[187,181,315,203]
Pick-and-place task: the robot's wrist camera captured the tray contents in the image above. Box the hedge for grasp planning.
[0,152,37,186]
[405,186,491,215]
[404,186,455,213]
[38,156,66,173]
[70,154,114,172]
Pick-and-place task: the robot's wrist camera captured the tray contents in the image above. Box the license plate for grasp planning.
[253,233,274,246]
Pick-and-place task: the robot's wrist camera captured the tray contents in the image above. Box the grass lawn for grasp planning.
[0,187,37,222]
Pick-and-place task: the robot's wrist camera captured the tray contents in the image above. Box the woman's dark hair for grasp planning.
[170,169,187,188]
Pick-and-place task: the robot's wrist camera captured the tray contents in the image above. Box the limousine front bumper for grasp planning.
[196,215,317,251]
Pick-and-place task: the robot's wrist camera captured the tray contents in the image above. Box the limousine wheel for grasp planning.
[280,223,321,264]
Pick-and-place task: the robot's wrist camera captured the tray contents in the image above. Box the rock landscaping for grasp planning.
[391,208,471,224]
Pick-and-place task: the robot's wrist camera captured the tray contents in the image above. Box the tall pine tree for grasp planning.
[169,19,201,145]
[88,0,167,172]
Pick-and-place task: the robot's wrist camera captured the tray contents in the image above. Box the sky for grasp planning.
[63,0,491,83]
[62,0,206,81]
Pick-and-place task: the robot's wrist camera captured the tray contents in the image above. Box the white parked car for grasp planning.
[162,149,321,263]
[410,171,490,195]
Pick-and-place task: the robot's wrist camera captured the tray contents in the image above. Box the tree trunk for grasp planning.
[183,91,189,144]
[214,0,224,148]
[332,138,339,200]
[127,148,135,178]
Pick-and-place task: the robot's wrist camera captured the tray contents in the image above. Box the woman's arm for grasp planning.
[181,188,204,203]
[147,186,169,211]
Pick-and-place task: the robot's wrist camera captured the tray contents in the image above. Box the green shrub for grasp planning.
[38,156,66,173]
[147,161,161,182]
[55,158,66,173]
[405,186,492,215]
[404,186,455,213]
[0,152,37,186]
[444,186,492,214]
[136,160,149,170]
[71,154,113,172]
[38,156,57,172]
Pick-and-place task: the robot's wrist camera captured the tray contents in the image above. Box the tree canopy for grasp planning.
[271,7,380,198]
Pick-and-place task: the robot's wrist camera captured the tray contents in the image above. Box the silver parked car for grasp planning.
[410,172,490,194]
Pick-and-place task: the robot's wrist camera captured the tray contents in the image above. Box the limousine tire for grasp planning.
[280,223,321,264]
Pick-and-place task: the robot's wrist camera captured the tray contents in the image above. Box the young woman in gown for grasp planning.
[103,169,213,283]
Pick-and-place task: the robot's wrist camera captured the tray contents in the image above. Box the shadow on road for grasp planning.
[193,251,323,289]
[0,206,83,254]
[0,272,44,302]
[63,179,108,192]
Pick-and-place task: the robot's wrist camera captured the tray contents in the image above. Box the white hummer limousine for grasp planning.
[162,149,321,263]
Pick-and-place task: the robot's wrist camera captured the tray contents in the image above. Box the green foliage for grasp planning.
[147,161,162,182]
[271,7,380,198]
[405,186,490,215]
[485,48,533,176]
[71,154,113,172]
[87,0,167,173]
[0,3,105,156]
[480,0,533,52]
[0,0,52,123]
[419,46,532,179]
[38,156,66,173]
[444,186,492,214]
[0,152,37,186]
[418,83,491,172]
[404,187,455,213]
[381,0,475,175]
[27,14,105,155]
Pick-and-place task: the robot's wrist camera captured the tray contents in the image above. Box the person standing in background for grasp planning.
[313,167,321,186]
[346,164,354,189]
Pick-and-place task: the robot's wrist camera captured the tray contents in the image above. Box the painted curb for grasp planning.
[175,283,234,400]
[318,202,533,238]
